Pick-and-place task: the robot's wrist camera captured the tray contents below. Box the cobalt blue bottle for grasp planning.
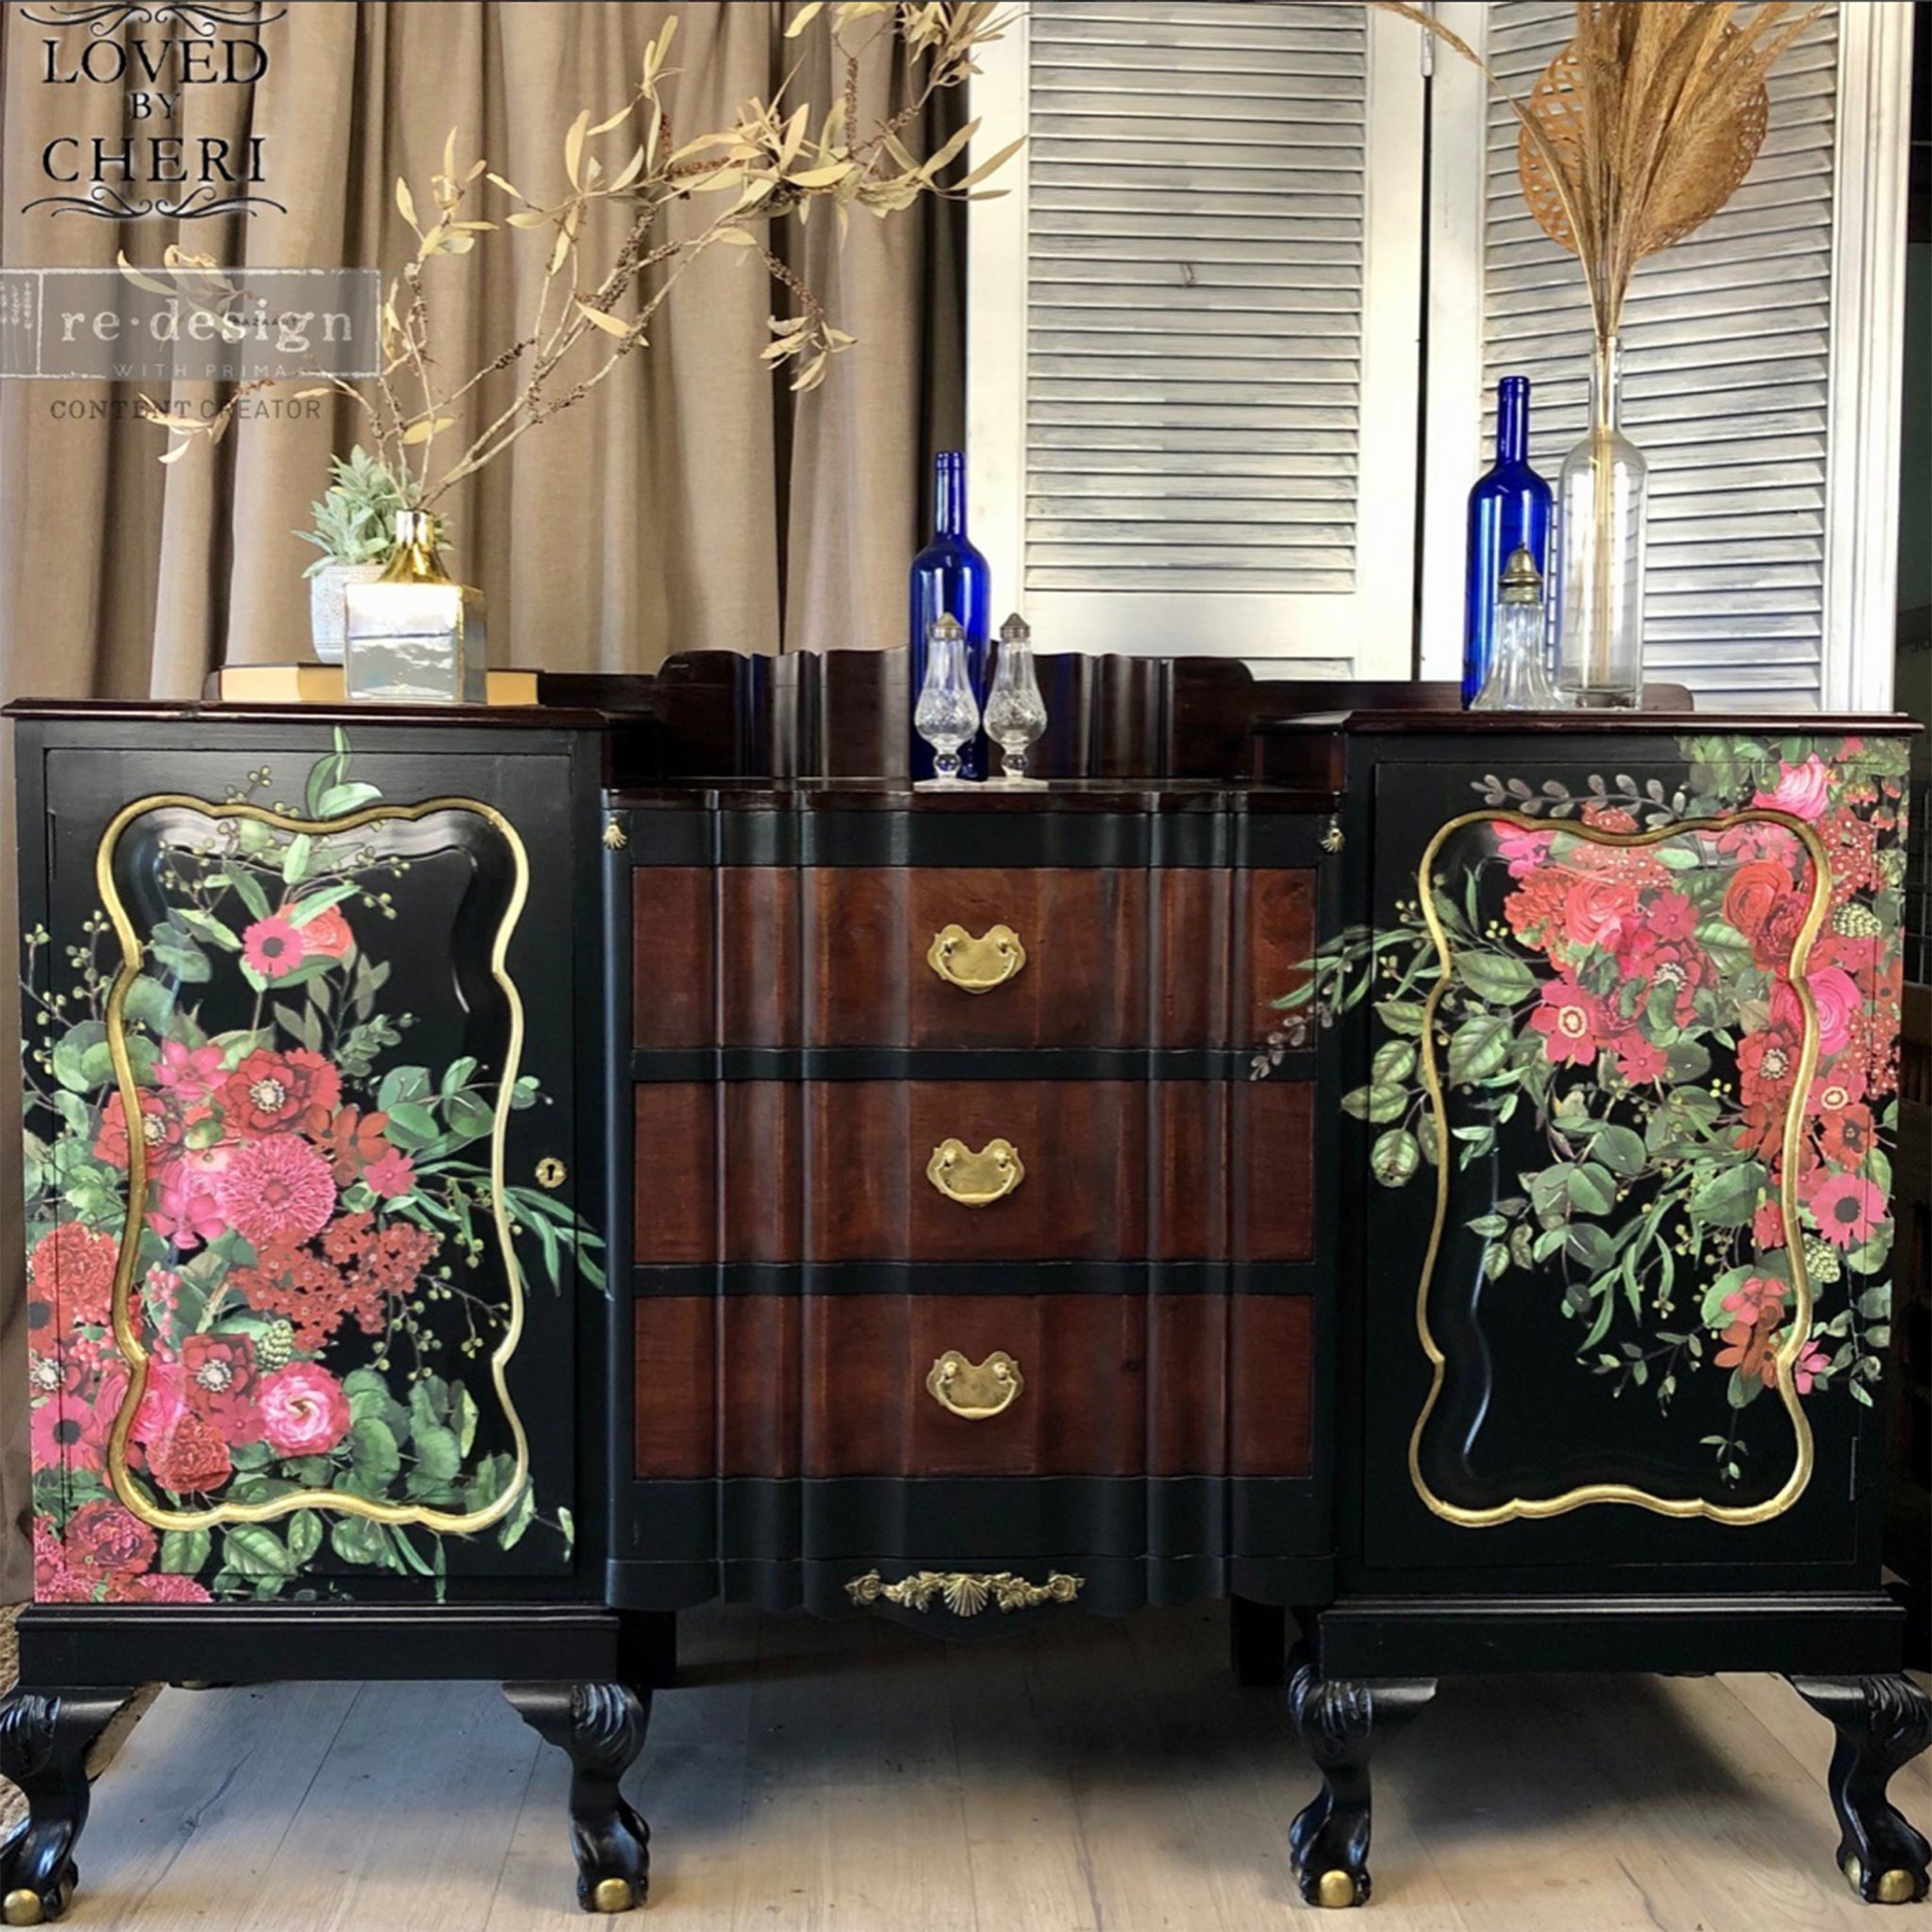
[908,450,991,780]
[1462,375,1553,708]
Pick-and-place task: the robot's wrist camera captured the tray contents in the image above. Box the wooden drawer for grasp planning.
[631,865,1315,1050]
[632,1078,1314,1264]
[633,1292,1314,1478]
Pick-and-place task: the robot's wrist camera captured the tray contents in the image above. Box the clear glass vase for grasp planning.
[912,615,981,789]
[983,612,1047,788]
[1555,335,1647,709]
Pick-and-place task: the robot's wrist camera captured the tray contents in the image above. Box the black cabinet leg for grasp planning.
[1286,1643,1435,1908]
[505,1683,652,1914]
[0,1686,141,1926]
[1229,1597,1287,1688]
[1787,1673,1932,1904]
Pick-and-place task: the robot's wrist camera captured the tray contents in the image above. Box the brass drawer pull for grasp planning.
[926,1137,1024,1208]
[927,922,1025,993]
[926,1349,1024,1421]
[845,1569,1083,1616]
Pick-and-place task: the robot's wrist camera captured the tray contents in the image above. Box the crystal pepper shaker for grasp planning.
[1472,547,1564,712]
[983,611,1048,789]
[913,614,981,789]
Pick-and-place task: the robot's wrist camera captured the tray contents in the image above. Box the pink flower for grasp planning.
[215,1134,336,1247]
[155,1039,225,1103]
[242,915,305,979]
[1492,822,1555,878]
[1772,967,1862,1059]
[33,1518,91,1604]
[179,1333,261,1442]
[1721,1275,1786,1327]
[1752,1196,1788,1251]
[1790,1336,1830,1396]
[1753,754,1833,822]
[1611,1028,1667,1086]
[258,1362,351,1457]
[132,1357,191,1449]
[1530,975,1604,1068]
[31,1393,105,1473]
[1806,1170,1886,1251]
[147,1147,233,1252]
[1643,891,1699,943]
[1807,1065,1867,1117]
[363,1148,415,1199]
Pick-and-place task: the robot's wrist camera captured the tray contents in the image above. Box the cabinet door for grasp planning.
[21,724,597,1602]
[1345,732,1907,1582]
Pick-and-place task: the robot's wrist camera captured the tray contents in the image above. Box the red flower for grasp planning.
[1791,1336,1830,1396]
[33,1518,91,1604]
[1820,1104,1875,1171]
[64,1499,158,1578]
[28,1221,119,1330]
[1738,1026,1802,1108]
[1644,891,1698,943]
[281,900,354,959]
[1560,874,1641,953]
[1807,1170,1886,1251]
[1808,1066,1868,1116]
[364,1148,415,1199]
[1580,803,1639,833]
[1752,1197,1788,1251]
[1617,931,1711,1025]
[322,1106,394,1186]
[1723,859,1795,942]
[219,1048,342,1139]
[214,1134,336,1247]
[92,1088,178,1169]
[179,1333,262,1441]
[258,1363,351,1457]
[155,1039,225,1103]
[119,1571,213,1603]
[1610,1026,1666,1086]
[1530,975,1604,1067]
[144,1410,233,1493]
[242,915,306,979]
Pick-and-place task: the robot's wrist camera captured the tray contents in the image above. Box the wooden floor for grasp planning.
[49,1602,1932,1931]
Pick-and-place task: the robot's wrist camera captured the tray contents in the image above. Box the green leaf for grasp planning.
[414,1422,462,1482]
[286,880,360,926]
[1694,919,1755,979]
[1565,1223,1616,1271]
[350,1417,401,1487]
[1467,1212,1510,1239]
[159,1527,211,1575]
[226,865,273,921]
[1374,1000,1427,1038]
[443,1092,496,1144]
[1454,952,1536,1004]
[1567,1164,1618,1216]
[1690,1161,1768,1230]
[453,1384,480,1457]
[123,975,179,1035]
[497,1479,537,1550]
[223,1524,296,1578]
[1591,1124,1647,1177]
[383,1101,441,1150]
[1447,1012,1513,1085]
[1371,1127,1421,1188]
[330,1516,393,1568]
[52,1020,109,1092]
[1372,1041,1416,1084]
[314,781,383,818]
[286,1511,323,1566]
[176,908,243,951]
[281,833,314,885]
[377,1066,434,1113]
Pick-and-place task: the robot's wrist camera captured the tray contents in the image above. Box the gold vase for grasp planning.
[342,508,487,704]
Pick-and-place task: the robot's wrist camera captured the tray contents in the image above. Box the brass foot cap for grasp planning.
[590,1876,637,1913]
[1315,1868,1360,1909]
[1874,1870,1918,1906]
[3,1890,46,1927]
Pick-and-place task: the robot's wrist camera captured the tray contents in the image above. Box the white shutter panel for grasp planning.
[968,3,1424,673]
[1423,2,1909,712]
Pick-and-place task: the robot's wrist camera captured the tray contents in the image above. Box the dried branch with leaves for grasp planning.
[136,2,1018,510]
[1378,0,1820,344]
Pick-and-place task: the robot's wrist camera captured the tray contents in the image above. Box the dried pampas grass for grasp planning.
[1379,1,1821,343]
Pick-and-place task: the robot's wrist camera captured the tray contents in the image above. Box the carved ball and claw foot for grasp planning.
[0,1687,141,1926]
[505,1682,653,1914]
[1788,1673,1932,1905]
[1286,1644,1435,1908]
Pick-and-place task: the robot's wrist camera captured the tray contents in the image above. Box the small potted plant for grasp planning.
[296,446,419,663]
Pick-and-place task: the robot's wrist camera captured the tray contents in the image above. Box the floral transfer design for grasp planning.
[23,732,602,1603]
[1260,734,1907,1496]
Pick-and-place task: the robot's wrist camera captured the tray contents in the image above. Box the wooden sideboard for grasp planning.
[4,660,1927,1921]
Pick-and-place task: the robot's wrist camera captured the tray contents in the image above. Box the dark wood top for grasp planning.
[4,697,612,731]
[608,779,1341,812]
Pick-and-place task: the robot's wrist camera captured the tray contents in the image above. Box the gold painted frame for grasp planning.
[1407,806,1832,1528]
[94,792,533,1535]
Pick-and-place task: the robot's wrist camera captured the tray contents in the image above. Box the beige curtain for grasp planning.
[0,1,964,1596]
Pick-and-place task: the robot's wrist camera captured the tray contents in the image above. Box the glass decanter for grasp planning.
[1472,546,1562,712]
[913,614,981,789]
[983,611,1047,789]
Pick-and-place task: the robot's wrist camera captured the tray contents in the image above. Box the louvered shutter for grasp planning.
[1422,0,1906,711]
[968,3,1424,673]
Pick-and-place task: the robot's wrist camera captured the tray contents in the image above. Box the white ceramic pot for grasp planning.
[308,560,386,664]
